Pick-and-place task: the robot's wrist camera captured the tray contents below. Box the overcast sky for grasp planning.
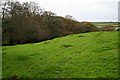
[17,0,119,22]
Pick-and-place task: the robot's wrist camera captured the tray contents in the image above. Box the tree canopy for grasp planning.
[1,0,98,45]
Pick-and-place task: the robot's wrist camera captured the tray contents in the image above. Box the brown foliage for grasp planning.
[2,1,98,45]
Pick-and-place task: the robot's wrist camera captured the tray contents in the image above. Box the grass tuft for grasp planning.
[62,44,73,47]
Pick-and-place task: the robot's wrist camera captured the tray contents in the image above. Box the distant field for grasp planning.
[93,22,118,28]
[2,31,118,79]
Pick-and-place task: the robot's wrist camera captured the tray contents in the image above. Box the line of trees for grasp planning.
[1,0,98,45]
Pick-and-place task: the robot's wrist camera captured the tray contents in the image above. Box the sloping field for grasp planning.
[2,31,118,78]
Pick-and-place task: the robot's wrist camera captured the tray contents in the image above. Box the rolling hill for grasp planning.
[2,31,118,79]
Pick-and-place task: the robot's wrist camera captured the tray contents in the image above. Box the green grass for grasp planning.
[2,31,118,78]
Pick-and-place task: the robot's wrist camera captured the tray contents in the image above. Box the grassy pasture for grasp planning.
[93,22,118,28]
[2,31,118,78]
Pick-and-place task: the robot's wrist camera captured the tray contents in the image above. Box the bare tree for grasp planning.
[28,1,42,16]
[65,15,76,21]
[0,0,14,19]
